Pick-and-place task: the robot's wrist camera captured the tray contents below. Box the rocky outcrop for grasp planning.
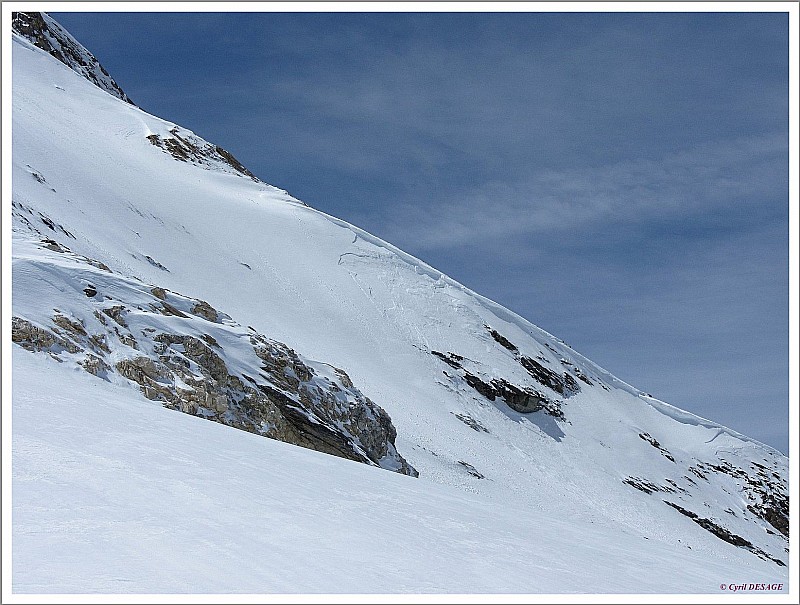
[639,432,676,463]
[623,476,671,495]
[434,326,584,413]
[486,325,518,352]
[484,325,584,397]
[147,127,258,181]
[431,346,565,419]
[457,460,485,479]
[11,242,417,477]
[12,12,259,183]
[663,501,785,567]
[463,371,561,417]
[518,355,580,397]
[621,452,788,567]
[12,12,133,104]
[453,413,489,433]
[12,316,79,354]
[706,459,789,539]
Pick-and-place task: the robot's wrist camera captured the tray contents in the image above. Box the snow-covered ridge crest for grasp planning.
[12,11,133,104]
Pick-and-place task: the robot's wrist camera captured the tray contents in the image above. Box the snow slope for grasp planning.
[10,11,133,104]
[9,14,791,593]
[11,350,788,593]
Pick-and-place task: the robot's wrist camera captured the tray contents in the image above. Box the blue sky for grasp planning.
[52,10,790,453]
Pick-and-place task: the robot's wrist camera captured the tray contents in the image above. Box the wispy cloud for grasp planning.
[363,133,787,251]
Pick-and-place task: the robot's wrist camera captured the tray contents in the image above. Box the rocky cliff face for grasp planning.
[12,11,134,104]
[12,232,417,477]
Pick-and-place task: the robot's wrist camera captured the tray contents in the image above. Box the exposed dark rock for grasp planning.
[493,380,549,415]
[145,255,169,272]
[664,478,688,494]
[84,285,97,297]
[431,348,563,419]
[192,300,219,323]
[334,368,354,389]
[116,356,167,384]
[431,350,463,369]
[706,459,788,538]
[35,237,109,271]
[146,127,259,181]
[81,354,110,377]
[458,460,485,479]
[88,333,110,354]
[52,314,86,337]
[664,500,786,567]
[215,145,258,179]
[639,432,662,449]
[664,501,750,546]
[707,460,748,480]
[688,465,708,481]
[39,214,55,231]
[639,432,676,463]
[42,238,68,252]
[102,305,128,327]
[12,316,80,354]
[152,301,188,318]
[156,333,229,382]
[257,383,371,465]
[36,212,75,239]
[485,325,518,352]
[117,318,416,475]
[12,12,134,104]
[623,477,666,495]
[519,355,580,397]
[462,371,563,419]
[453,413,489,433]
[463,371,497,400]
[14,253,417,477]
[663,501,785,566]
[749,496,789,539]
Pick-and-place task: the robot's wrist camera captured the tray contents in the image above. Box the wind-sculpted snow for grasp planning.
[10,13,789,593]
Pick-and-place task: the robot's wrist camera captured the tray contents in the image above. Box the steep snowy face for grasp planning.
[12,11,133,104]
[10,13,789,585]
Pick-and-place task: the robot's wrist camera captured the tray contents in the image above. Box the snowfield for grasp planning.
[7,13,791,596]
[12,351,788,594]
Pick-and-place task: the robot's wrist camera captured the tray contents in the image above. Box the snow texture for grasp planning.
[9,14,790,595]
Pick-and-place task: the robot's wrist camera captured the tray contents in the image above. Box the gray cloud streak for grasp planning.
[362,133,787,251]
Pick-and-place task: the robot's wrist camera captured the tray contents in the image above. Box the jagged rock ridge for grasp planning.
[12,11,134,104]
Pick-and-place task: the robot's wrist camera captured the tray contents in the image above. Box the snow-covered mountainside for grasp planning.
[11,11,133,104]
[9,13,789,593]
